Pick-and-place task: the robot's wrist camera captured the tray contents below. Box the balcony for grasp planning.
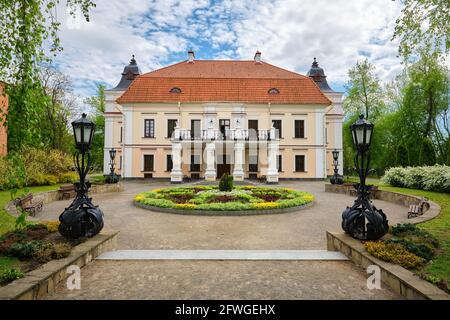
[172,128,278,141]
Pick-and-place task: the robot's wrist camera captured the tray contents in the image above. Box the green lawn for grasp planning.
[0,184,61,236]
[380,185,450,285]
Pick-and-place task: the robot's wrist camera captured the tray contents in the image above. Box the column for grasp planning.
[170,124,183,183]
[233,141,245,181]
[266,124,279,183]
[204,142,216,181]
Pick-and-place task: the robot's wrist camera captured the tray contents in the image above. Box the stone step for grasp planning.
[96,250,349,261]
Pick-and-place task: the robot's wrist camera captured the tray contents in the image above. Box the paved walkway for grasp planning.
[35,180,407,299]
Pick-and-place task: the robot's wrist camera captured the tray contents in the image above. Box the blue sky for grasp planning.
[54,0,407,106]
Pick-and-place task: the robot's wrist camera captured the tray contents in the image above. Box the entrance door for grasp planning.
[217,164,231,179]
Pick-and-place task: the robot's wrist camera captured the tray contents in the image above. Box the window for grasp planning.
[294,120,305,138]
[144,119,155,138]
[268,88,280,94]
[248,120,258,140]
[295,155,305,172]
[169,87,181,93]
[143,155,154,172]
[167,119,177,138]
[191,120,201,139]
[166,154,173,171]
[272,120,282,138]
[190,155,200,172]
[277,155,282,172]
[119,127,123,143]
[119,155,122,170]
[219,119,230,138]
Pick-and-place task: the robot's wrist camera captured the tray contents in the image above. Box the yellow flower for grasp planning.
[175,203,197,210]
[302,195,315,202]
[134,195,145,202]
[42,220,60,233]
[252,202,279,209]
[152,188,162,193]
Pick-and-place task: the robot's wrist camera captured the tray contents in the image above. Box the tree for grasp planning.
[84,84,105,170]
[39,66,77,152]
[393,0,450,59]
[0,0,95,151]
[399,49,448,165]
[343,60,385,120]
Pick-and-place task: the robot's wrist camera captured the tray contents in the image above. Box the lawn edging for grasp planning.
[326,231,449,300]
[0,230,119,300]
[324,183,441,224]
[134,201,314,216]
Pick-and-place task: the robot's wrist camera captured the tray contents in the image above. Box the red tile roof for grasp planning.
[117,60,331,105]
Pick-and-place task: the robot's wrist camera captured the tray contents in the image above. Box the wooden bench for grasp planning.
[58,184,76,200]
[15,193,43,217]
[408,197,430,219]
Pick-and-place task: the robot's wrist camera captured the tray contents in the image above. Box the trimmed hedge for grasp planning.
[381,165,450,193]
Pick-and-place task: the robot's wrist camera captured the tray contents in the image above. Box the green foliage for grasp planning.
[0,268,24,285]
[0,148,74,190]
[385,238,435,261]
[134,186,314,212]
[0,1,95,152]
[393,0,450,59]
[382,165,450,193]
[7,241,42,260]
[343,59,385,120]
[219,173,233,192]
[84,85,106,170]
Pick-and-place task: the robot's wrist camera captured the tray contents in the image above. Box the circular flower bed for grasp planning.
[134,186,314,214]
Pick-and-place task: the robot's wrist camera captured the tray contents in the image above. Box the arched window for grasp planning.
[268,88,280,94]
[169,87,182,93]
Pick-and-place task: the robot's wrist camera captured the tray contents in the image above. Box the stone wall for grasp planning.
[324,183,441,224]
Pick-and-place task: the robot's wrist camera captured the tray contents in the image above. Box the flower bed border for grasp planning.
[134,200,314,216]
[0,231,119,300]
[326,231,449,300]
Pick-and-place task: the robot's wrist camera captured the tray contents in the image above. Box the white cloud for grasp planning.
[53,0,413,104]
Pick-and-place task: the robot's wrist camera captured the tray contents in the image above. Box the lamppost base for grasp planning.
[341,186,389,240]
[330,175,344,185]
[105,173,120,184]
[59,196,104,239]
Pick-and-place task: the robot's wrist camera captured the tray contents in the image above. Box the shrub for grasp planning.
[219,173,233,192]
[391,223,439,248]
[381,165,450,193]
[58,172,77,183]
[385,238,435,261]
[364,241,425,269]
[7,241,42,260]
[51,243,72,259]
[0,268,24,285]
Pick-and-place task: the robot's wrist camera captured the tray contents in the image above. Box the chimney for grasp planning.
[187,50,195,63]
[254,50,262,63]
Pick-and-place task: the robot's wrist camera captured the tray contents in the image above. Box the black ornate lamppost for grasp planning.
[330,149,343,184]
[105,148,120,183]
[59,113,104,239]
[341,115,388,240]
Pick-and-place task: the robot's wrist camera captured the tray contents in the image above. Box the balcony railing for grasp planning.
[172,128,278,141]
